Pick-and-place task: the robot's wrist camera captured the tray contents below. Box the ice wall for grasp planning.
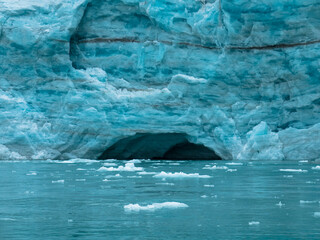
[0,0,320,160]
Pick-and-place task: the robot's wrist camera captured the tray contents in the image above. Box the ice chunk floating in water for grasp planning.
[124,202,189,212]
[153,171,211,179]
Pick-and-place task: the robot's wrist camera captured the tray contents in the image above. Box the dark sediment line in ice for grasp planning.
[74,38,320,50]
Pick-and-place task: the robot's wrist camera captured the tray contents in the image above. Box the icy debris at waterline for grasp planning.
[314,212,320,218]
[279,169,308,173]
[153,171,211,178]
[48,159,99,164]
[103,162,117,167]
[311,166,320,170]
[203,165,228,170]
[124,202,189,212]
[138,171,157,175]
[52,180,64,184]
[225,162,243,166]
[300,200,320,204]
[97,163,143,172]
[248,221,260,226]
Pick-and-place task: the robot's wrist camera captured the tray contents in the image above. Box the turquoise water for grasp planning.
[1,160,320,239]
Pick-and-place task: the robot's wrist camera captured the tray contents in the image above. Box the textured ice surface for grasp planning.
[124,202,188,212]
[153,171,211,178]
[97,162,143,171]
[0,0,320,160]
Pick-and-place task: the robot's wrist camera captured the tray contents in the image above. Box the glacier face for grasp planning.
[0,0,320,160]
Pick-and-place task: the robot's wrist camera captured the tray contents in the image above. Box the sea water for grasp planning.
[1,160,320,239]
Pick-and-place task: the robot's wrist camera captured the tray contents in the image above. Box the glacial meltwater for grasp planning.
[1,160,320,239]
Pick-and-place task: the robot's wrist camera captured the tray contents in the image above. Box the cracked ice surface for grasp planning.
[0,0,320,160]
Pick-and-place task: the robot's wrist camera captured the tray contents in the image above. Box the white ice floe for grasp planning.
[75,179,86,182]
[299,160,308,163]
[201,195,208,198]
[203,165,228,170]
[76,168,86,171]
[312,166,320,170]
[52,180,64,183]
[279,169,307,173]
[248,221,260,226]
[225,162,243,166]
[300,200,319,204]
[52,159,99,164]
[103,162,118,166]
[97,163,143,172]
[226,169,237,172]
[153,171,211,178]
[204,184,215,188]
[276,201,284,207]
[124,202,188,212]
[26,171,37,176]
[127,159,142,163]
[137,171,157,175]
[314,212,320,218]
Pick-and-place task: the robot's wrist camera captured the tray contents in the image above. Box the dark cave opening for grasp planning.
[98,133,222,160]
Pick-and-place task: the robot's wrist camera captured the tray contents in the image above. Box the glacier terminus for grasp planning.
[0,0,320,160]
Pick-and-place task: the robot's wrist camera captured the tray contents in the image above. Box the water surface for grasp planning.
[1,160,320,239]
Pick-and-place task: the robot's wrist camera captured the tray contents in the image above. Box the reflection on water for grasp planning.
[0,159,320,239]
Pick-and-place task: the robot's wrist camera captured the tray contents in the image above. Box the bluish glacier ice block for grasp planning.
[0,0,319,160]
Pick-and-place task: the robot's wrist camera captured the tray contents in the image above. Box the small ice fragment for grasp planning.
[204,184,215,188]
[103,163,117,167]
[300,200,319,204]
[68,219,73,223]
[127,159,142,163]
[299,160,308,163]
[153,171,211,178]
[52,180,64,183]
[314,212,320,218]
[76,168,86,171]
[203,165,228,170]
[26,172,37,176]
[279,169,307,173]
[25,191,34,194]
[312,166,320,170]
[283,175,293,178]
[201,195,208,198]
[124,202,188,212]
[276,201,284,207]
[226,162,243,166]
[75,179,86,182]
[97,163,143,172]
[226,169,237,172]
[249,221,260,226]
[58,159,99,164]
[137,171,157,175]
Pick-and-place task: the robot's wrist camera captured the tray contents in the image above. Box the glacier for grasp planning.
[0,0,320,160]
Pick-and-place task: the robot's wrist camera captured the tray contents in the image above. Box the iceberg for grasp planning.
[0,0,320,160]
